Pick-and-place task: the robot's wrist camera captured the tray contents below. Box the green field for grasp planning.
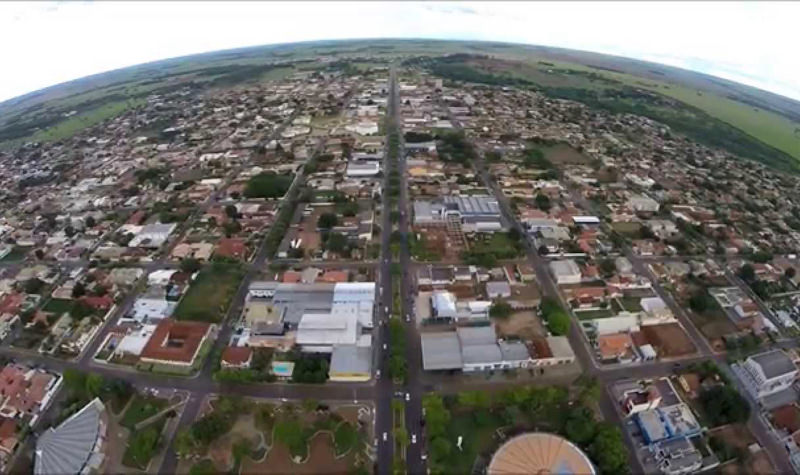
[121,395,169,429]
[3,39,798,170]
[173,261,245,323]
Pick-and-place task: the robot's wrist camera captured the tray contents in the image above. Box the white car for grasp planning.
[383,343,388,350]
[382,432,388,442]
[405,314,411,322]
[412,434,417,444]
[405,393,410,402]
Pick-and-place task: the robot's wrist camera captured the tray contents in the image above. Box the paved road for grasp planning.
[393,70,427,475]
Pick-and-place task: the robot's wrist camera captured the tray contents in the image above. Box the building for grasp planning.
[0,365,59,422]
[628,194,660,213]
[34,398,107,475]
[617,381,662,416]
[328,345,371,382]
[413,195,502,232]
[139,319,213,367]
[129,223,177,248]
[734,349,798,399]
[487,432,595,475]
[549,260,581,285]
[346,161,381,177]
[420,332,463,371]
[420,326,531,372]
[653,437,704,475]
[485,281,511,299]
[529,336,577,366]
[635,403,701,444]
[221,347,253,369]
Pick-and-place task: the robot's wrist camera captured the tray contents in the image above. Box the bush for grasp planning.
[698,385,750,425]
[243,173,292,199]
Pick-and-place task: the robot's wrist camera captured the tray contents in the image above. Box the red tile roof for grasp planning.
[215,238,248,260]
[140,319,211,364]
[79,295,114,311]
[221,347,252,366]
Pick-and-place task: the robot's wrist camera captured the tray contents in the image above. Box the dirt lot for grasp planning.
[689,310,736,351]
[495,310,546,340]
[418,226,464,261]
[640,322,697,357]
[540,143,592,165]
[712,424,775,475]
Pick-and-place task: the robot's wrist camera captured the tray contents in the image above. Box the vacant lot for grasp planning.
[640,323,696,357]
[711,424,775,475]
[688,308,736,351]
[611,221,642,236]
[495,310,545,340]
[539,143,592,165]
[174,262,245,323]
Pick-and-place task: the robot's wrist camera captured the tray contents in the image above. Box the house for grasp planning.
[549,260,582,285]
[221,347,253,369]
[734,349,798,399]
[529,336,576,366]
[345,161,381,177]
[597,332,638,363]
[139,319,213,367]
[129,223,177,248]
[486,281,511,299]
[628,194,660,213]
[616,381,662,416]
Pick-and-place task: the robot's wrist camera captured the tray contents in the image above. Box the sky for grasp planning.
[2,1,800,103]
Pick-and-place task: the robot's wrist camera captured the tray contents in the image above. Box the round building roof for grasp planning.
[487,432,595,475]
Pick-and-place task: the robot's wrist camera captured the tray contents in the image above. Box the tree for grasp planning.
[64,225,76,238]
[785,267,797,280]
[457,391,491,409]
[63,369,88,398]
[318,213,338,230]
[243,172,292,199]
[589,423,629,475]
[85,216,96,228]
[180,258,202,274]
[127,426,161,467]
[71,281,86,298]
[224,204,239,219]
[223,220,241,237]
[85,373,105,398]
[698,386,750,425]
[565,406,597,445]
[538,245,550,256]
[34,249,45,260]
[23,278,45,294]
[739,263,756,282]
[689,290,713,313]
[324,232,348,254]
[489,301,512,319]
[534,193,552,212]
[547,309,570,336]
[598,258,616,278]
[422,395,450,438]
[429,436,452,463]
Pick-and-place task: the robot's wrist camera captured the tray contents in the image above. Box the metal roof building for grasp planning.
[35,398,107,475]
[487,432,595,475]
[420,332,463,370]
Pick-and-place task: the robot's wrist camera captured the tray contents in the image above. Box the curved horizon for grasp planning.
[1,1,800,105]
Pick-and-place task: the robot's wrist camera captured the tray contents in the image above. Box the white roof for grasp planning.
[296,312,357,346]
[549,259,581,277]
[572,216,600,224]
[640,297,668,313]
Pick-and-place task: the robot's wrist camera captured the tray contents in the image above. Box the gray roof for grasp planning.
[752,350,797,379]
[498,341,530,362]
[272,284,336,325]
[462,343,503,365]
[35,398,106,475]
[330,345,371,374]
[457,325,497,346]
[443,195,500,217]
[421,332,463,370]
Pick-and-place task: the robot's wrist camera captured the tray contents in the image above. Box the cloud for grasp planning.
[0,1,798,103]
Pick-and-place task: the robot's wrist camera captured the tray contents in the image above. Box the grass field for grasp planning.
[0,246,31,262]
[42,298,74,315]
[121,395,169,429]
[174,261,245,323]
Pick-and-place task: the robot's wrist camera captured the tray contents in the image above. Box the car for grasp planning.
[405,393,410,402]
[405,314,411,322]
[411,434,417,444]
[376,369,381,379]
[385,306,389,314]
[382,432,388,442]
[421,454,427,461]
[382,343,387,350]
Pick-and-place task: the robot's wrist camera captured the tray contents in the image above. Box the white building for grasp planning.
[346,161,381,177]
[549,260,582,285]
[628,194,660,213]
[129,223,177,248]
[734,349,798,399]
